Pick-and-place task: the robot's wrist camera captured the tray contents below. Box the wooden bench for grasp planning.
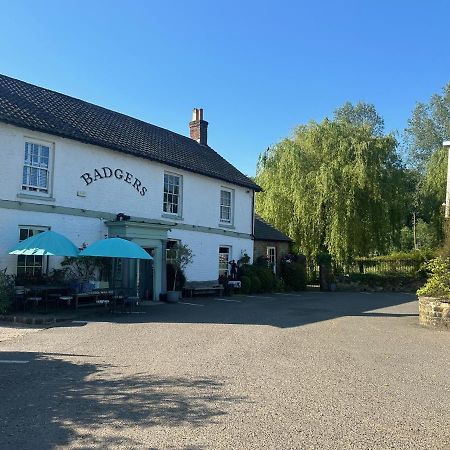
[183,281,224,297]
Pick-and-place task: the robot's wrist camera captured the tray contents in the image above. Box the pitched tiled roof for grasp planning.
[254,215,293,242]
[0,74,260,191]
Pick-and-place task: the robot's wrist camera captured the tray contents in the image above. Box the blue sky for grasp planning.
[0,0,449,175]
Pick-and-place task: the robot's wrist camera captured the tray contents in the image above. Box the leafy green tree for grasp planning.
[256,118,407,266]
[399,219,440,251]
[416,146,447,243]
[399,226,414,251]
[334,101,385,136]
[405,83,450,172]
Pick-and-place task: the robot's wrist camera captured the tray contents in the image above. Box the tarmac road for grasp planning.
[0,291,449,450]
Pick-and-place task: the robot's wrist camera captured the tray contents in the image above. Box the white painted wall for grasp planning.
[0,208,254,282]
[0,122,255,282]
[168,228,253,281]
[0,122,253,234]
[0,208,105,274]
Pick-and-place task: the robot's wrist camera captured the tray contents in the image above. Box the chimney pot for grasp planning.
[189,108,208,145]
[192,108,203,121]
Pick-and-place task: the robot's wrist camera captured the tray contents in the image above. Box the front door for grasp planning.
[138,248,154,300]
[219,246,231,279]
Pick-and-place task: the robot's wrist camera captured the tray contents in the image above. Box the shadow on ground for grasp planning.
[82,291,419,329]
[3,292,419,331]
[0,352,241,449]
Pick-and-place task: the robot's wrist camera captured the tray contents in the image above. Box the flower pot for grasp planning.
[166,290,181,303]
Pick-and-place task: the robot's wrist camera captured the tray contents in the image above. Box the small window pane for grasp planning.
[163,173,181,215]
[17,228,45,277]
[22,142,50,193]
[220,190,233,223]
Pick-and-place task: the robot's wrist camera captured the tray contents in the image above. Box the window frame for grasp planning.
[163,172,183,218]
[166,239,180,266]
[266,246,276,273]
[16,226,50,277]
[21,138,54,197]
[219,187,234,225]
[218,246,232,278]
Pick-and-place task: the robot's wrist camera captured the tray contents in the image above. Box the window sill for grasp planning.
[218,223,235,230]
[17,193,55,202]
[161,213,184,221]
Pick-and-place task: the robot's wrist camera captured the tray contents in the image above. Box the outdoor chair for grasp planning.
[13,286,27,311]
[25,291,43,311]
[58,295,73,308]
[122,296,139,313]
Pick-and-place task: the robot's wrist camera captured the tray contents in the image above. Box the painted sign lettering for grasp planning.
[80,167,147,196]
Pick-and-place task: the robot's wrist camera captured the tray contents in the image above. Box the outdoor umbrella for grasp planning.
[78,238,152,259]
[9,230,79,257]
[79,238,152,299]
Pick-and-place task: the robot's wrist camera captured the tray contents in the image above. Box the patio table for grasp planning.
[23,285,69,311]
[74,289,114,310]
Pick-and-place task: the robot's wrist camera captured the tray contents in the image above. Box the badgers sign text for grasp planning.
[80,167,147,196]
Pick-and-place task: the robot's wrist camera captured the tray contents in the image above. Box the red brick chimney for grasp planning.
[189,108,208,145]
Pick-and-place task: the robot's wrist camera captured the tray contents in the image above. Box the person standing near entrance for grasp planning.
[229,259,238,280]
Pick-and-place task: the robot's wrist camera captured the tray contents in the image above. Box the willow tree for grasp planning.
[405,83,450,172]
[255,119,407,266]
[416,146,447,243]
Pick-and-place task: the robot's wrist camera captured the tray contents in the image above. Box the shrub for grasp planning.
[0,269,15,313]
[61,256,110,282]
[239,263,276,292]
[347,273,423,286]
[255,267,275,292]
[281,262,307,291]
[238,252,251,266]
[238,263,255,278]
[240,276,251,294]
[353,249,435,277]
[274,277,285,292]
[250,276,261,293]
[417,257,450,298]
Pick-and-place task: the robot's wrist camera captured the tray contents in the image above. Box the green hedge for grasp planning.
[356,249,435,263]
[280,262,307,291]
[347,272,424,286]
[353,250,435,276]
[239,264,276,293]
[240,276,251,294]
[250,276,261,293]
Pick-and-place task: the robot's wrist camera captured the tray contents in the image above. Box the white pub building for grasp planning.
[0,74,260,300]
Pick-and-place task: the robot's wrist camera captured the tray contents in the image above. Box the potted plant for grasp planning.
[61,254,110,292]
[166,243,193,303]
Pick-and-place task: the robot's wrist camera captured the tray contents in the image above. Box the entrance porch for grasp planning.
[106,220,172,301]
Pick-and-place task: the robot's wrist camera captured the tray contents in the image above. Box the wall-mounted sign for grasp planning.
[80,167,147,196]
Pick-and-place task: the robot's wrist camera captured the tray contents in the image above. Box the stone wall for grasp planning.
[253,240,290,276]
[419,296,450,330]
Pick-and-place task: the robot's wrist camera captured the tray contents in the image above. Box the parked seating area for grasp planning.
[13,285,140,314]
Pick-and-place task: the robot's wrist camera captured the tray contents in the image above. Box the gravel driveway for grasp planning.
[0,291,448,449]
